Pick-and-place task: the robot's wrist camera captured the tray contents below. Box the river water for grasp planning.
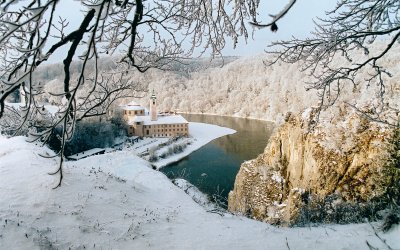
[160,114,275,206]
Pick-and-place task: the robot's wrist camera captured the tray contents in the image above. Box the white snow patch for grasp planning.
[67,148,106,161]
[172,178,217,211]
[271,172,284,183]
[0,135,399,249]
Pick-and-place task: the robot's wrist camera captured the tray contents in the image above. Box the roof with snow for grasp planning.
[119,100,146,111]
[128,115,188,125]
[122,105,145,111]
[126,100,140,106]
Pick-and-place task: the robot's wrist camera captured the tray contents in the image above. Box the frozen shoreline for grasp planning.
[153,122,236,168]
[127,122,236,169]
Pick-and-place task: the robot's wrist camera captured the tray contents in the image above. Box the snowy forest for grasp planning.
[29,43,399,126]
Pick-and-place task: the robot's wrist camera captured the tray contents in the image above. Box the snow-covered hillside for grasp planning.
[1,135,399,249]
[37,43,399,126]
[136,43,399,125]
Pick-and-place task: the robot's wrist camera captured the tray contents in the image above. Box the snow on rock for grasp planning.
[224,44,400,227]
[1,135,399,250]
[228,111,400,226]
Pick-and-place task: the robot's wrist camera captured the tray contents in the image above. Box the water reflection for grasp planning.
[160,114,275,206]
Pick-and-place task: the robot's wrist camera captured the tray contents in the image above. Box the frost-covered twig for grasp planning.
[268,0,400,126]
[249,0,296,32]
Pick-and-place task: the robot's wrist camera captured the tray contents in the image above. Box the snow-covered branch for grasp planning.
[267,0,400,127]
[249,0,296,32]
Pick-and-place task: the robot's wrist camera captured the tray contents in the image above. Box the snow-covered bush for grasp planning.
[148,150,159,162]
[172,143,186,154]
[154,141,189,160]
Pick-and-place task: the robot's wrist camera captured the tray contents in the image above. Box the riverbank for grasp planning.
[160,114,275,206]
[178,111,276,124]
[127,122,236,169]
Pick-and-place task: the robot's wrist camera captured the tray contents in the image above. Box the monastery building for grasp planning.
[120,92,189,137]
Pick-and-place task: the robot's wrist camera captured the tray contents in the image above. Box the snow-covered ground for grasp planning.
[126,122,236,169]
[0,135,399,250]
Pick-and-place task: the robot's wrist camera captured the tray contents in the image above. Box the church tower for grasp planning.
[150,90,157,121]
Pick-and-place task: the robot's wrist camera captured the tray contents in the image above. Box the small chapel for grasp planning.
[120,91,189,137]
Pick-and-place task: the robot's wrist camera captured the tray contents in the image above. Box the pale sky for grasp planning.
[222,0,337,56]
[48,0,337,62]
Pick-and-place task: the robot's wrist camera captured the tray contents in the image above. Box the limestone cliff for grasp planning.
[228,110,400,225]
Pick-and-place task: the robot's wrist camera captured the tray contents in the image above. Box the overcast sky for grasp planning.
[48,0,337,62]
[221,0,336,56]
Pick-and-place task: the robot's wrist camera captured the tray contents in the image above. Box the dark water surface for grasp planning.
[160,114,275,205]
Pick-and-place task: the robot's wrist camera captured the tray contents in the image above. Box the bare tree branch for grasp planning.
[267,0,400,127]
[0,0,265,187]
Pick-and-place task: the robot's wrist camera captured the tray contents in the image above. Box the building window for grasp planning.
[146,130,149,135]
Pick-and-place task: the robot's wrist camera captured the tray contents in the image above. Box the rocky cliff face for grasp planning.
[228,110,399,225]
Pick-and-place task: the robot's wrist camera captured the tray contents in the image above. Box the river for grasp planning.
[160,114,275,207]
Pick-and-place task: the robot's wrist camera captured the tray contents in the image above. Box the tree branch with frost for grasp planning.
[249,0,296,32]
[0,0,267,187]
[267,0,400,127]
[76,69,147,121]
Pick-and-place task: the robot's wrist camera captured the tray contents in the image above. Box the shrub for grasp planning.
[293,193,387,226]
[148,151,158,162]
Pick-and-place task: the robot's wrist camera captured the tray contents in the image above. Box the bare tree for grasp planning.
[266,0,400,127]
[0,0,272,187]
